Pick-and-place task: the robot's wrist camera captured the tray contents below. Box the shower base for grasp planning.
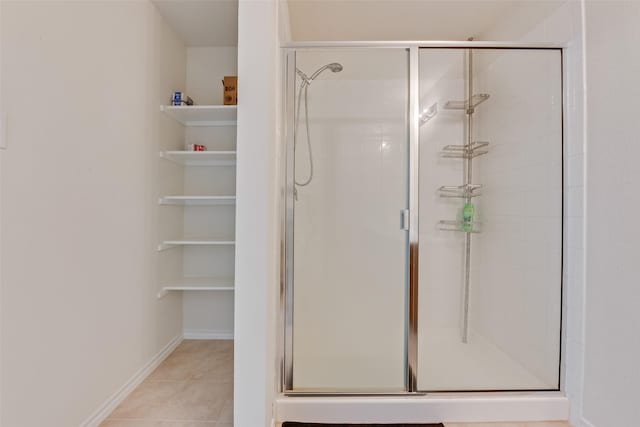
[421,327,551,390]
[282,424,444,427]
[276,394,568,424]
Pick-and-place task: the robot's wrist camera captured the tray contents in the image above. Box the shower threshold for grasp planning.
[276,392,569,424]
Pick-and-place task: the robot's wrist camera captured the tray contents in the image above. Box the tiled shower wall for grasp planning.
[472,49,564,387]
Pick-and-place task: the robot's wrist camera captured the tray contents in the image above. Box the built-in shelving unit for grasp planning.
[160,150,236,166]
[160,105,237,126]
[152,8,239,335]
[157,104,237,300]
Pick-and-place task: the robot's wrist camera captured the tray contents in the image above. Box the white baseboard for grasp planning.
[580,416,597,427]
[79,334,183,427]
[183,329,234,340]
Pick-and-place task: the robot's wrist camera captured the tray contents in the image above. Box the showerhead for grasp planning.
[297,62,344,85]
[294,61,343,189]
[310,62,343,80]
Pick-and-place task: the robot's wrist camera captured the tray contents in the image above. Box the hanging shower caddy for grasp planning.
[437,48,490,343]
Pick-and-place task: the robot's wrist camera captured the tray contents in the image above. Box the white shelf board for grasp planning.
[160,151,236,166]
[156,277,235,298]
[164,277,234,287]
[157,238,235,251]
[159,195,236,206]
[160,105,237,126]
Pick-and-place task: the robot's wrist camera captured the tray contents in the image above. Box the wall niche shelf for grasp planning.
[160,105,237,127]
[156,277,235,299]
[160,151,237,166]
[158,238,236,251]
[158,195,236,206]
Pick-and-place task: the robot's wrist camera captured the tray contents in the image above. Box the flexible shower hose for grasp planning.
[294,79,314,186]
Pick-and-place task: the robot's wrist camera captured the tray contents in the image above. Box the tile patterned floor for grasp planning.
[101,340,233,427]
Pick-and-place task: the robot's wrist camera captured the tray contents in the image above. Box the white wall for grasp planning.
[286,1,567,42]
[187,47,238,105]
[235,0,281,426]
[581,2,640,426]
[182,47,238,338]
[0,2,186,426]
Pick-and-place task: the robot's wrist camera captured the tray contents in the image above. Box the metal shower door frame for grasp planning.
[281,46,416,394]
[280,42,566,395]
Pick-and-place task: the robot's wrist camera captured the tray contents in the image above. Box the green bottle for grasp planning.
[462,202,475,232]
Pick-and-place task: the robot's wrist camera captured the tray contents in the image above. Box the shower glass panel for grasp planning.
[417,48,562,391]
[287,49,410,392]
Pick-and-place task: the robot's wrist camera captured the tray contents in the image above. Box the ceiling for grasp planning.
[286,0,564,42]
[152,0,238,47]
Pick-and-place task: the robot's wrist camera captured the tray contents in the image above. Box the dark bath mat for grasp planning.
[283,424,444,427]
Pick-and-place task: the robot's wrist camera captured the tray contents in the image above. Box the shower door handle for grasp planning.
[401,209,410,231]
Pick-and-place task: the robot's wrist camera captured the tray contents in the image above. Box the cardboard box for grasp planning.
[222,76,237,105]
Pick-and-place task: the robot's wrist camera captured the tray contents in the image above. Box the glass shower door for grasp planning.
[417,48,563,391]
[286,48,410,392]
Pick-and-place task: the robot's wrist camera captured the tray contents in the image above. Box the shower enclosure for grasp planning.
[283,45,563,394]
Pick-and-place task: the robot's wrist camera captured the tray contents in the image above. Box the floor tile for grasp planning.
[148,353,233,382]
[102,341,234,425]
[108,380,231,421]
[171,340,233,359]
[100,420,216,426]
[217,400,233,423]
